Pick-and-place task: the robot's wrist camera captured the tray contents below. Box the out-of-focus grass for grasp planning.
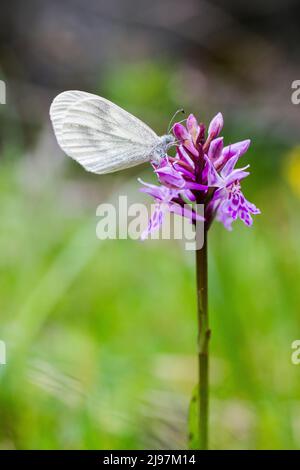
[0,63,300,449]
[0,142,300,450]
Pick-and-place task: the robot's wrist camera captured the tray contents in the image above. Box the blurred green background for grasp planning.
[0,0,300,450]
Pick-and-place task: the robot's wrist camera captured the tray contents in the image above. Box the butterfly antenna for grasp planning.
[167,108,185,134]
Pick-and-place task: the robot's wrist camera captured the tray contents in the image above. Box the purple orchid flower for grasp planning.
[204,154,260,230]
[139,112,260,236]
[215,182,261,231]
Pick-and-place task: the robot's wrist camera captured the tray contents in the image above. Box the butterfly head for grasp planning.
[161,134,176,147]
[150,134,176,164]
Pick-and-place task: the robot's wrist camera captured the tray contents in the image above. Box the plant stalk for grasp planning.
[196,228,210,450]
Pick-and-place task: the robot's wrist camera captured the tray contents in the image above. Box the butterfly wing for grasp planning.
[50,91,159,174]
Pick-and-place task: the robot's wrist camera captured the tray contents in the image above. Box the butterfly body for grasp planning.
[50,91,174,174]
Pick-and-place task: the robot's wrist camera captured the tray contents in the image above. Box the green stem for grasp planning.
[196,228,210,450]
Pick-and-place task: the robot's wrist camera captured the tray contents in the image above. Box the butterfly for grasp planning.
[50,90,175,174]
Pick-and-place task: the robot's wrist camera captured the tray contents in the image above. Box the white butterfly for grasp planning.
[50,90,175,174]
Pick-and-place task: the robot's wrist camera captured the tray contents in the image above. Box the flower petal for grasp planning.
[139,179,178,201]
[204,156,223,187]
[215,139,251,169]
[173,163,195,180]
[141,204,164,240]
[173,123,189,141]
[208,137,223,160]
[155,165,185,188]
[225,139,251,158]
[177,145,195,168]
[186,114,200,143]
[208,112,224,137]
[224,169,250,186]
[184,181,208,191]
[220,154,250,179]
